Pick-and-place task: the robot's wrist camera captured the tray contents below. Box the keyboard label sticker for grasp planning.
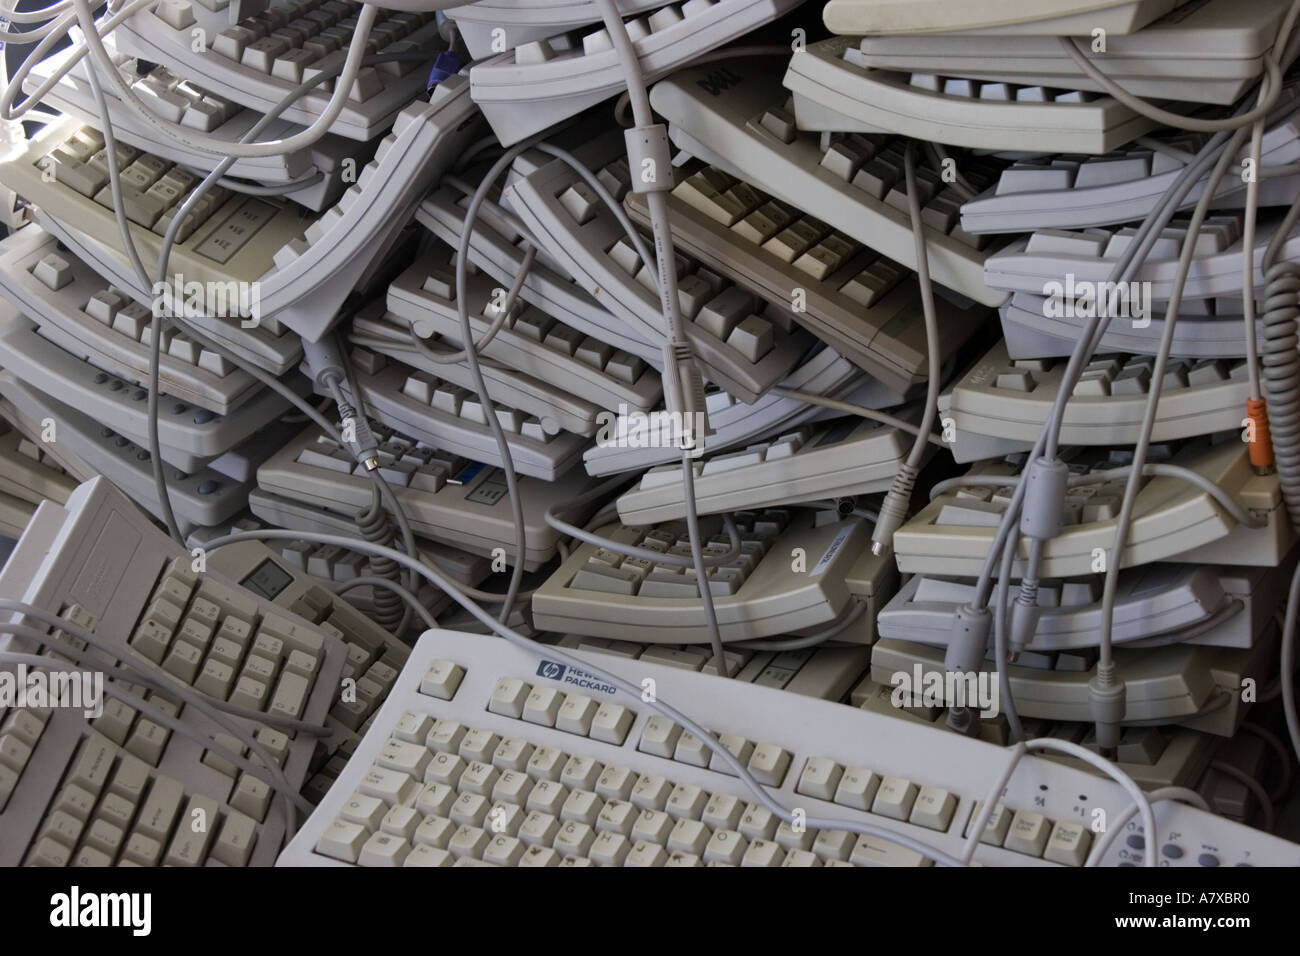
[811,524,854,576]
[536,659,616,695]
[194,198,279,264]
[464,467,507,505]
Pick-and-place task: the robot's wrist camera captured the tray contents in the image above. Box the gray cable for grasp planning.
[331,575,439,630]
[771,386,944,446]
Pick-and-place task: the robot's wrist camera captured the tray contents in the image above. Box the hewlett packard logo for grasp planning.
[535,659,616,695]
[537,661,566,680]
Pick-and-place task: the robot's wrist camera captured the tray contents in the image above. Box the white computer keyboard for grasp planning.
[0,373,264,532]
[257,420,603,570]
[467,0,805,145]
[261,72,486,340]
[445,0,666,58]
[0,476,349,865]
[960,87,1300,234]
[350,302,610,438]
[418,183,665,365]
[983,212,1300,303]
[200,538,414,803]
[0,301,305,471]
[318,348,592,482]
[646,60,1013,307]
[582,343,886,475]
[996,292,1265,362]
[940,341,1256,462]
[785,38,1158,155]
[27,35,361,206]
[616,414,917,524]
[532,512,879,643]
[870,630,1273,734]
[893,440,1294,578]
[848,0,1300,107]
[0,422,76,538]
[276,628,1300,866]
[111,0,447,140]
[504,136,815,403]
[385,246,664,414]
[0,226,268,416]
[821,0,1194,36]
[625,156,993,393]
[878,560,1280,652]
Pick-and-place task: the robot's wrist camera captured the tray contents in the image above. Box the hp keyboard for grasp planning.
[277,628,1300,866]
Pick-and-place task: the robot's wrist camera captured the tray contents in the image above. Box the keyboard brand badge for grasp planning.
[537,660,566,681]
[696,66,743,97]
[537,659,616,695]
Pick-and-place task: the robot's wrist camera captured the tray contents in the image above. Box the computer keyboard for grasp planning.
[318,347,592,482]
[351,303,606,439]
[869,631,1273,733]
[505,138,815,403]
[277,628,1300,866]
[0,372,261,532]
[466,0,805,146]
[624,157,993,392]
[111,0,447,141]
[444,0,666,58]
[848,0,1300,107]
[418,183,665,365]
[0,422,76,537]
[543,630,877,688]
[984,212,1300,303]
[784,38,1159,155]
[26,36,362,205]
[821,0,1195,36]
[878,561,1278,653]
[645,59,1014,307]
[960,100,1300,233]
[532,512,874,643]
[385,247,664,415]
[940,341,1255,461]
[616,414,918,524]
[893,440,1294,577]
[996,292,1266,362]
[0,476,349,865]
[0,227,268,416]
[257,421,602,570]
[0,302,306,472]
[849,671,1222,792]
[582,342,884,475]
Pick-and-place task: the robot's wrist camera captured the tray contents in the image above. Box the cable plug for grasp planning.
[1009,579,1041,656]
[1020,455,1069,541]
[1088,661,1127,755]
[945,707,982,737]
[624,124,674,194]
[945,603,991,675]
[1246,397,1275,473]
[871,462,919,555]
[661,340,712,457]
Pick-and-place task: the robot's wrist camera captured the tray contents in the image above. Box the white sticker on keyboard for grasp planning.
[811,524,854,576]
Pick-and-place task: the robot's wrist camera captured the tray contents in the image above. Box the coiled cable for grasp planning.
[354,487,405,634]
[1259,192,1300,525]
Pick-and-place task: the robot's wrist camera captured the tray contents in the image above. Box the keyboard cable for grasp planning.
[594,0,727,674]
